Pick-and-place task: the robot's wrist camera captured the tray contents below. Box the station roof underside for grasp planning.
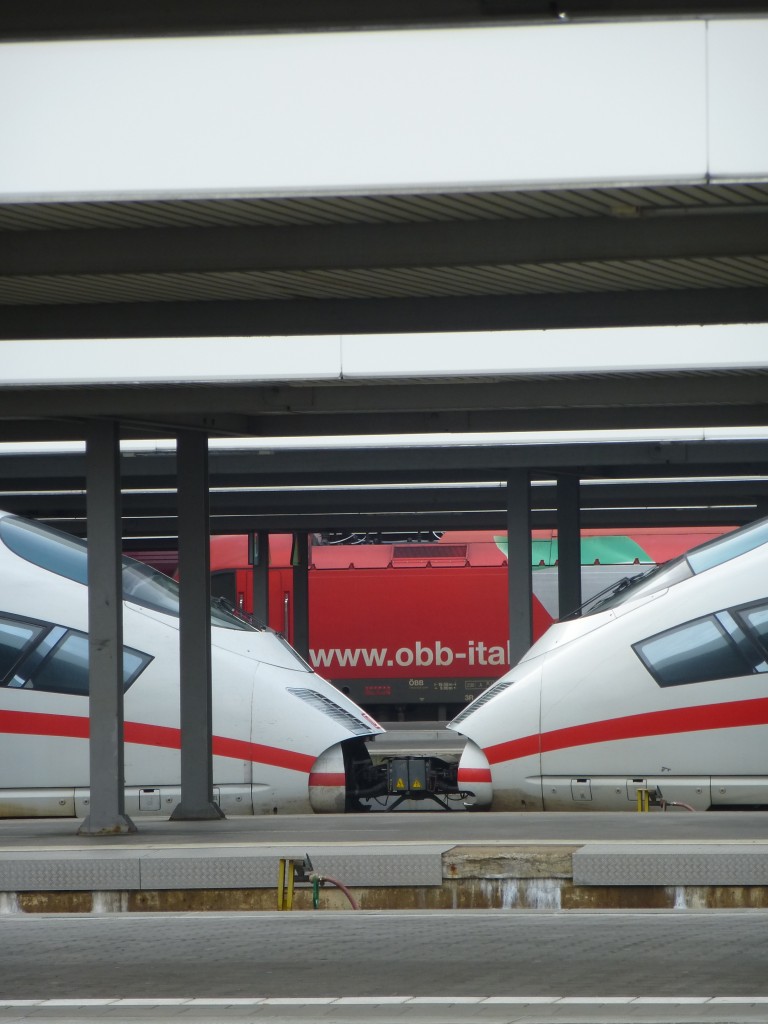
[3,0,768,39]
[2,182,768,538]
[4,182,768,347]
[2,438,767,541]
[3,180,768,441]
[3,6,768,540]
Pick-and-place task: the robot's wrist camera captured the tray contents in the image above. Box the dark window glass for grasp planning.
[0,618,46,681]
[211,571,237,608]
[634,616,753,687]
[27,632,91,695]
[0,515,88,584]
[740,603,768,655]
[4,626,151,696]
[123,560,252,629]
[0,514,255,632]
[687,517,768,574]
[210,570,252,625]
[121,560,181,615]
[717,609,768,672]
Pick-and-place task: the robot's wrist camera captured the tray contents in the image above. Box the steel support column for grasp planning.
[171,431,224,820]
[251,530,270,627]
[292,531,310,660]
[506,474,533,668]
[78,421,136,835]
[556,475,582,619]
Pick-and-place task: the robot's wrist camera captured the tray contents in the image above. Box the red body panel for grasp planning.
[208,533,552,713]
[200,526,731,717]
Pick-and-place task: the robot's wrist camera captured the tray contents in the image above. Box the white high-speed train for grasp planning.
[0,511,386,818]
[450,515,768,812]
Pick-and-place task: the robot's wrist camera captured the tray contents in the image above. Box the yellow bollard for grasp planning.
[636,788,650,812]
[277,858,296,910]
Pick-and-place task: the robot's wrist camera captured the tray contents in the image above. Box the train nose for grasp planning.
[308,741,348,813]
[308,736,386,813]
[457,739,493,808]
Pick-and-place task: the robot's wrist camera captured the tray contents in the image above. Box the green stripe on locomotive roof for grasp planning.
[493,535,653,566]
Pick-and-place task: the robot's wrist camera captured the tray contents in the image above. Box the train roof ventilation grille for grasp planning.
[393,545,466,559]
[287,687,372,736]
[450,676,518,725]
[392,544,468,568]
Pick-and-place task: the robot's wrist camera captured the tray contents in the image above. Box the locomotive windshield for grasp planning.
[0,514,256,631]
[575,515,768,618]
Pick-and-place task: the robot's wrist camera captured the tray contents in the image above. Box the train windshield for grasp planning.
[686,515,768,573]
[572,559,693,617]
[0,514,255,631]
[121,561,255,630]
[575,515,768,618]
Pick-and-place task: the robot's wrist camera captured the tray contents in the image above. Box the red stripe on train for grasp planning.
[0,709,315,774]
[484,696,768,765]
[484,734,540,764]
[457,768,493,783]
[309,772,346,787]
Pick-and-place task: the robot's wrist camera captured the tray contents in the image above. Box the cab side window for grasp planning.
[738,603,768,656]
[0,617,46,680]
[634,615,757,687]
[0,613,151,695]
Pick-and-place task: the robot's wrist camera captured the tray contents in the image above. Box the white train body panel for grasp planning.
[450,517,768,811]
[0,512,384,817]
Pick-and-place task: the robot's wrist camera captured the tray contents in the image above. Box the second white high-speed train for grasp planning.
[0,511,385,818]
[450,515,768,811]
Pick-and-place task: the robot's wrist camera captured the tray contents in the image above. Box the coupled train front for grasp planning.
[450,516,768,812]
[0,511,386,818]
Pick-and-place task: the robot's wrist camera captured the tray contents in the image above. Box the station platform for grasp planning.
[2,810,768,913]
